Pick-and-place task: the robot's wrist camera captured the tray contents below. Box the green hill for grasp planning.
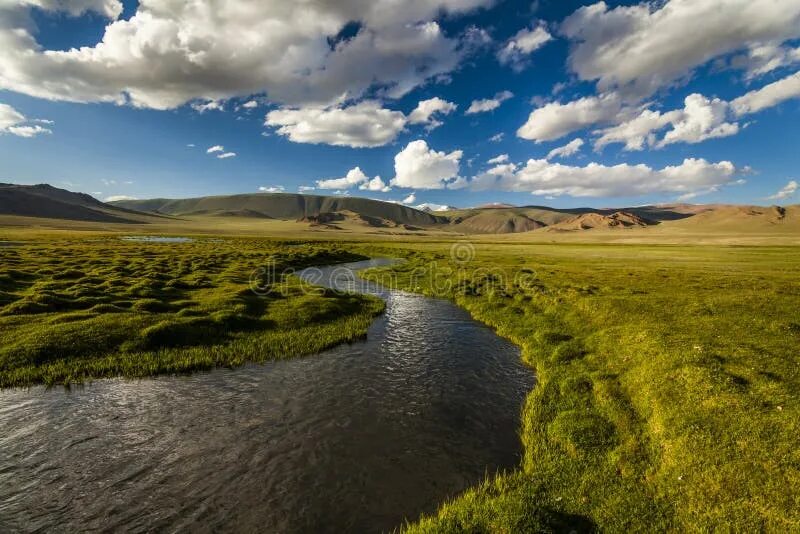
[0,183,156,224]
[111,193,446,226]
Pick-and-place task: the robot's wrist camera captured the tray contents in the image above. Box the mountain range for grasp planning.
[1,183,797,235]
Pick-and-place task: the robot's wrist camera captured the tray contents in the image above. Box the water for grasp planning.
[120,236,194,243]
[0,259,534,533]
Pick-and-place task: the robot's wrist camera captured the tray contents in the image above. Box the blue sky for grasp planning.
[1,0,799,209]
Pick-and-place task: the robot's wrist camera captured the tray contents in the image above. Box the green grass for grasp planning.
[357,243,800,532]
[0,237,384,387]
[2,232,799,531]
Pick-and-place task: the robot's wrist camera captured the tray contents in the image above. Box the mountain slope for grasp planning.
[547,211,653,231]
[112,193,446,226]
[0,183,156,223]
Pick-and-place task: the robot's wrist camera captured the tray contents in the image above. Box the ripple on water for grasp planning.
[0,259,535,533]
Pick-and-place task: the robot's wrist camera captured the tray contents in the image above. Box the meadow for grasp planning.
[1,226,798,531]
[358,242,800,532]
[0,237,383,387]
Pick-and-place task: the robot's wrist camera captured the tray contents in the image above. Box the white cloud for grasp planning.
[402,192,417,204]
[415,202,454,211]
[207,145,224,153]
[659,94,739,147]
[517,93,623,142]
[560,0,800,98]
[727,43,800,80]
[298,185,315,192]
[497,23,552,70]
[186,143,195,147]
[359,176,392,193]
[546,138,584,159]
[317,166,371,189]
[408,97,457,129]
[259,185,285,193]
[730,71,800,115]
[217,152,236,159]
[447,175,469,189]
[21,0,123,18]
[391,140,463,189]
[766,180,798,201]
[470,157,738,198]
[191,100,224,113]
[489,132,504,142]
[487,154,509,164]
[0,0,491,109]
[466,90,514,114]
[241,100,259,109]
[265,101,406,148]
[0,102,52,137]
[105,195,137,202]
[595,94,739,151]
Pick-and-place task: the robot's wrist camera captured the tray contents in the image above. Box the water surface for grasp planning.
[0,259,534,533]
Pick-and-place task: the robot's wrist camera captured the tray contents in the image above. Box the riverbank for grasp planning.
[357,243,800,532]
[0,238,384,387]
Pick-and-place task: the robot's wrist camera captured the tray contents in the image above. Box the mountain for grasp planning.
[546,211,653,231]
[0,183,157,223]
[663,204,800,232]
[112,193,446,226]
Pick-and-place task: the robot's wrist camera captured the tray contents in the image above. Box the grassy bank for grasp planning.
[358,243,800,532]
[0,237,384,387]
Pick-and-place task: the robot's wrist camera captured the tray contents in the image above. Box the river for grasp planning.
[0,259,534,532]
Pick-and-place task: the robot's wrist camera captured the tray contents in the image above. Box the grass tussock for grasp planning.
[0,238,383,387]
[358,243,800,532]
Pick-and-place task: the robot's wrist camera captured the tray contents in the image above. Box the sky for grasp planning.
[1,0,799,210]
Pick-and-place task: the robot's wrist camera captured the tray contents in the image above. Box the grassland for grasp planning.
[0,237,384,387]
[358,242,800,532]
[1,219,798,531]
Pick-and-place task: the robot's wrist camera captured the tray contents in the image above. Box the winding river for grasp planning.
[0,259,534,533]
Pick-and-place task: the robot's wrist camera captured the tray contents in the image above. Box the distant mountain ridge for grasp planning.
[111,193,446,226]
[1,183,797,235]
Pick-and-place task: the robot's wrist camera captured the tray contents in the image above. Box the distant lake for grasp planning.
[0,259,534,533]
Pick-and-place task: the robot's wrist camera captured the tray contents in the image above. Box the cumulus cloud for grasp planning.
[497,23,552,70]
[265,101,406,148]
[402,193,417,204]
[466,90,513,114]
[546,138,584,159]
[391,140,463,190]
[316,166,389,191]
[730,71,800,115]
[105,195,137,202]
[241,100,259,109]
[487,154,509,164]
[207,145,224,153]
[359,176,392,192]
[560,0,800,98]
[217,152,236,159]
[470,157,738,198]
[0,102,52,137]
[766,180,798,201]
[298,185,315,193]
[489,132,505,142]
[517,93,623,142]
[408,97,457,129]
[595,94,739,151]
[259,185,285,193]
[0,0,491,109]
